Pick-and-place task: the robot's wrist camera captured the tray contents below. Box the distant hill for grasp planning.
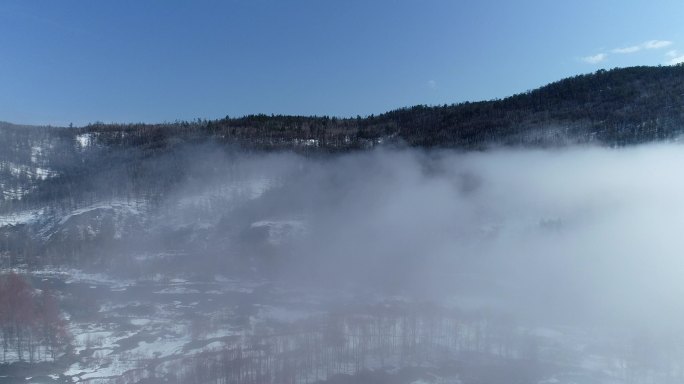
[3,64,684,266]
[386,65,684,147]
[2,65,684,211]
[40,65,682,151]
[7,65,684,151]
[2,65,684,216]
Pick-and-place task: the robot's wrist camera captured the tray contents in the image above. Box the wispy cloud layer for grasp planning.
[582,40,676,66]
[644,40,673,49]
[581,53,607,64]
[612,40,673,54]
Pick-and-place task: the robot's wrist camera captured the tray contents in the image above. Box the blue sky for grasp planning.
[1,1,683,126]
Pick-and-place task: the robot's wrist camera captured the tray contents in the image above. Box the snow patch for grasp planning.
[130,318,151,326]
[76,133,93,148]
[32,268,135,290]
[0,209,43,227]
[154,287,201,294]
[2,161,56,180]
[58,200,143,226]
[30,145,42,163]
[130,335,190,359]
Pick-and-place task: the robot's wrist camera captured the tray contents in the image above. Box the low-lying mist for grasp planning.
[8,141,684,382]
[172,143,684,332]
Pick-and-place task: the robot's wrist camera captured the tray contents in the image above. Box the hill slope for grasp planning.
[56,66,684,150]
[7,65,684,151]
[2,65,684,218]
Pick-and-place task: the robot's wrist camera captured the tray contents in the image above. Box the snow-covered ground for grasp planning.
[57,200,145,227]
[0,208,44,228]
[14,267,279,382]
[1,265,670,384]
[75,133,94,148]
[1,160,57,180]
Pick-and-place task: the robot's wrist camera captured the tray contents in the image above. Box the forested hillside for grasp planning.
[70,65,684,150]
[1,65,684,251]
[2,65,683,212]
[1,65,683,227]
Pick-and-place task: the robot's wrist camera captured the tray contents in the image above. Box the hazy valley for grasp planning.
[4,67,684,383]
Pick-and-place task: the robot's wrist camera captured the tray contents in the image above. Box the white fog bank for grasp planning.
[227,144,684,330]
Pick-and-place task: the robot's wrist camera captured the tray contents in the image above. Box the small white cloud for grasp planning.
[582,53,607,64]
[662,49,684,65]
[612,40,673,54]
[612,46,641,54]
[643,40,673,49]
[427,80,437,89]
[667,55,684,65]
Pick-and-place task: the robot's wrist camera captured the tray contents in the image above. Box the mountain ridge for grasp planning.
[5,65,684,150]
[2,65,684,233]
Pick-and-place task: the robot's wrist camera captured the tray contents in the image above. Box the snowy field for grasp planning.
[0,265,660,384]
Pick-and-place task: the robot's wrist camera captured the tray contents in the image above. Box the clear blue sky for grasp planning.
[1,0,683,126]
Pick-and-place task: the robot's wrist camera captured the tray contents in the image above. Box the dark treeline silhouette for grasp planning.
[76,64,684,149]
